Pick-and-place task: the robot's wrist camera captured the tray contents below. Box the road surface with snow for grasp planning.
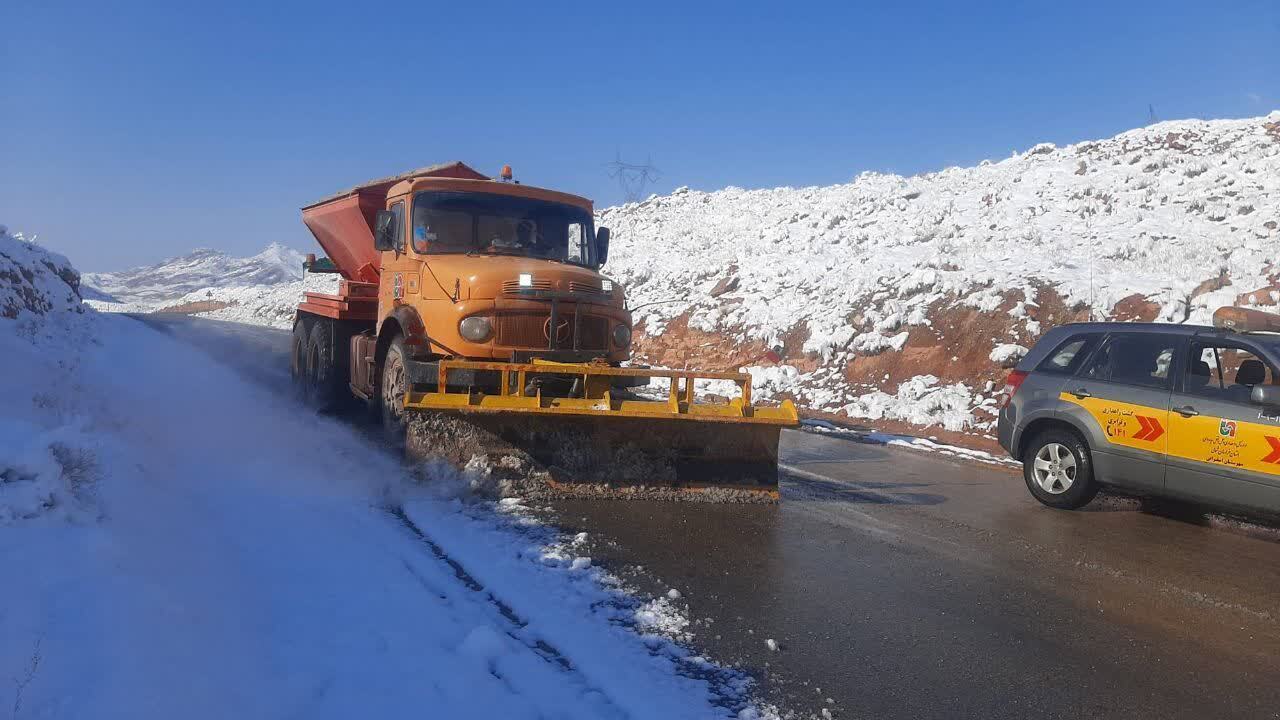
[140,315,1280,720]
[3,308,772,720]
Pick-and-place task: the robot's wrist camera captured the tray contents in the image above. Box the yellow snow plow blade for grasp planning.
[403,360,798,502]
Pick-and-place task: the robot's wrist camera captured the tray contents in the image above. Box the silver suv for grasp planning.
[997,321,1280,515]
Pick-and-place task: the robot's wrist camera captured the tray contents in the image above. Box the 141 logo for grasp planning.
[1219,419,1238,438]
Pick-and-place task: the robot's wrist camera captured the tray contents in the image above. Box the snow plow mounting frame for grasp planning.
[404,359,799,425]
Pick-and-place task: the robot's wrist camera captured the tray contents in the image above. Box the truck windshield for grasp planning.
[411,191,596,267]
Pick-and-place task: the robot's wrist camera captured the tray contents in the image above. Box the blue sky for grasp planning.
[3,0,1277,271]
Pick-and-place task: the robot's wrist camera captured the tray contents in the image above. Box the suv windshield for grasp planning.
[411,191,596,267]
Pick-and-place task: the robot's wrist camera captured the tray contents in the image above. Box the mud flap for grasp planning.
[404,411,782,503]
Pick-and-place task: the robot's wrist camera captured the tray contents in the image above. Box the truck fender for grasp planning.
[383,304,429,349]
[375,305,429,389]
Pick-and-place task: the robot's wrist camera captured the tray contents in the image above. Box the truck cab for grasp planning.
[373,174,629,365]
[295,161,634,416]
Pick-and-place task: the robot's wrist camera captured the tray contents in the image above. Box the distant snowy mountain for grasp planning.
[82,243,306,304]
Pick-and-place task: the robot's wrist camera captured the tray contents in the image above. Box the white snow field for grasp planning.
[604,112,1280,427]
[607,112,1280,343]
[1,229,770,719]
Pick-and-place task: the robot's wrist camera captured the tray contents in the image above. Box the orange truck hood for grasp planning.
[422,255,617,302]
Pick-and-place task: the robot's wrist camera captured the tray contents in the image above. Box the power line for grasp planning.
[606,152,661,203]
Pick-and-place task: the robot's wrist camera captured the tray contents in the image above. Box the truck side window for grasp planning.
[390,201,404,253]
[1037,334,1099,375]
[567,222,588,264]
[413,206,472,254]
[1079,333,1178,389]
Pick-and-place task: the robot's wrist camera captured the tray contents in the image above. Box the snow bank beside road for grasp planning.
[0,225,82,321]
[1,240,766,718]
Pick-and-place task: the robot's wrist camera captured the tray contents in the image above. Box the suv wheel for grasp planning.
[1023,429,1100,509]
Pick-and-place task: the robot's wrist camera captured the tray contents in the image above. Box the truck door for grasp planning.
[1164,340,1280,514]
[377,200,409,313]
[1056,331,1180,493]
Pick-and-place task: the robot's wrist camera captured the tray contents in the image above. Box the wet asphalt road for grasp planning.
[551,433,1280,719]
[138,314,1280,719]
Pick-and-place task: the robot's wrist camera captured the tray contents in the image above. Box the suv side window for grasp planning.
[1184,341,1276,402]
[1079,333,1179,390]
[1036,333,1101,375]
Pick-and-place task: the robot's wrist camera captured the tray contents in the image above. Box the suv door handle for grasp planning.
[1070,388,1092,399]
[1173,405,1199,417]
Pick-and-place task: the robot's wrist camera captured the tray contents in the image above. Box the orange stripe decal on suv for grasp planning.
[1058,393,1169,453]
[1132,415,1165,442]
[1262,436,1280,464]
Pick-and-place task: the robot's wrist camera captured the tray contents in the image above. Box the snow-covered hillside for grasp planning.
[82,243,305,304]
[0,225,83,321]
[605,112,1280,432]
[1,230,774,719]
[150,272,341,329]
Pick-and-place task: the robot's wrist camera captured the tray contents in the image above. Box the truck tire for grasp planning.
[380,336,409,445]
[306,319,345,412]
[1022,429,1100,510]
[291,315,314,402]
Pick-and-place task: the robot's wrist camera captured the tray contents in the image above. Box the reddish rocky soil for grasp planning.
[635,262,1280,456]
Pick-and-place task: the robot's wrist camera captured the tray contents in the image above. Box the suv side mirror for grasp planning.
[1252,384,1280,407]
[596,226,610,266]
[374,210,397,252]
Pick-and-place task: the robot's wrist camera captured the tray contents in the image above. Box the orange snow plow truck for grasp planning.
[292,162,797,501]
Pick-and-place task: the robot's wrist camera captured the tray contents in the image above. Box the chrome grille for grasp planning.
[502,279,553,294]
[568,281,608,296]
[495,311,609,350]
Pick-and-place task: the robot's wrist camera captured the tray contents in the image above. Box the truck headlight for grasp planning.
[612,324,631,348]
[459,316,493,342]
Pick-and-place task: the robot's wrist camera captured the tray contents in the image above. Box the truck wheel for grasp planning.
[291,315,314,402]
[306,320,344,412]
[380,336,408,445]
[1023,429,1099,510]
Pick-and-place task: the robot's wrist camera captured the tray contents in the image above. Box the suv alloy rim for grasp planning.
[1032,442,1076,494]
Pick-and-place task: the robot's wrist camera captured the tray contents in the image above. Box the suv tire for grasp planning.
[1022,429,1100,510]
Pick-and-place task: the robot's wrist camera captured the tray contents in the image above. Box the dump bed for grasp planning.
[300,161,489,281]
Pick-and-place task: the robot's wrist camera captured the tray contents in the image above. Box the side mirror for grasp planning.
[374,210,397,252]
[1252,384,1280,407]
[596,226,610,266]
